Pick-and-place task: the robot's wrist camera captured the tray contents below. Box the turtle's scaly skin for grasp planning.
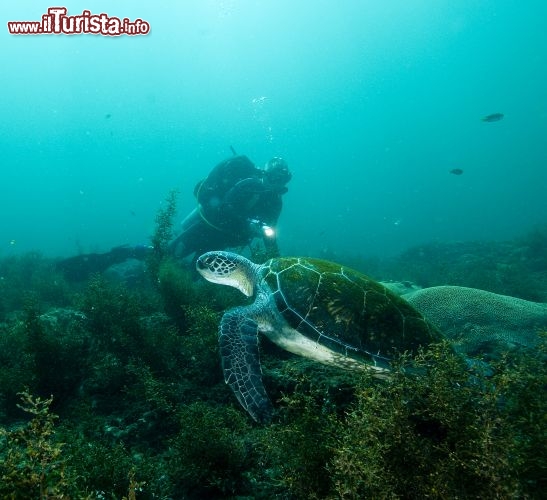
[261,257,442,367]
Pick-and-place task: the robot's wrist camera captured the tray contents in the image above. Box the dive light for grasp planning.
[248,219,275,238]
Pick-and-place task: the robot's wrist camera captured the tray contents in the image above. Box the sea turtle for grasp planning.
[196,251,442,422]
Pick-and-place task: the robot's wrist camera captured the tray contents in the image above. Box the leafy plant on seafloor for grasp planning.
[177,304,223,388]
[147,189,179,282]
[0,390,73,499]
[251,338,547,499]
[79,274,145,354]
[255,368,340,499]
[0,319,35,420]
[167,401,251,498]
[156,258,203,326]
[0,391,148,499]
[0,295,91,419]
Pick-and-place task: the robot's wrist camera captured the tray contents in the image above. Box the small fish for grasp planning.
[481,113,504,122]
[105,113,112,119]
[449,168,464,175]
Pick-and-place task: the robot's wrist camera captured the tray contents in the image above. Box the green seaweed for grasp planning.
[0,236,545,498]
[0,253,71,320]
[167,401,251,497]
[147,189,179,281]
[0,391,75,499]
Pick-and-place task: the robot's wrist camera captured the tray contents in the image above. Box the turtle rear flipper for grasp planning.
[219,308,273,423]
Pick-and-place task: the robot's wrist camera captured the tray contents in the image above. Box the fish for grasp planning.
[481,113,504,122]
[449,169,464,175]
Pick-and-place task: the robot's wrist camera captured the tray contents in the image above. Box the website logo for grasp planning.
[7,7,150,36]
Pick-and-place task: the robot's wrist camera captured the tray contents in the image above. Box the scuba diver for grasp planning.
[56,153,292,281]
[170,154,291,259]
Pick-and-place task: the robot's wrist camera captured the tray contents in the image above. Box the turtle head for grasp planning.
[196,251,258,297]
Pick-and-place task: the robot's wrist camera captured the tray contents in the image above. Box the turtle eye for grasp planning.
[196,258,208,271]
[197,254,218,272]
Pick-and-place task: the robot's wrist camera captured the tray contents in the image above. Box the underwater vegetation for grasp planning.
[0,214,546,497]
[0,391,75,498]
[1,326,545,498]
[257,339,547,499]
[0,252,71,321]
[147,188,179,282]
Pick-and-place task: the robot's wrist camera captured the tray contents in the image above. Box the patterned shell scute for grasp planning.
[262,257,440,359]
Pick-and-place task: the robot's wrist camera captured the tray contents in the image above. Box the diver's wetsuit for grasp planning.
[170,155,286,258]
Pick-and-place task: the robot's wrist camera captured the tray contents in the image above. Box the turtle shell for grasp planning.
[261,257,442,365]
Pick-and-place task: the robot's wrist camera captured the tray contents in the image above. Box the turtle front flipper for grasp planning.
[219,307,273,423]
